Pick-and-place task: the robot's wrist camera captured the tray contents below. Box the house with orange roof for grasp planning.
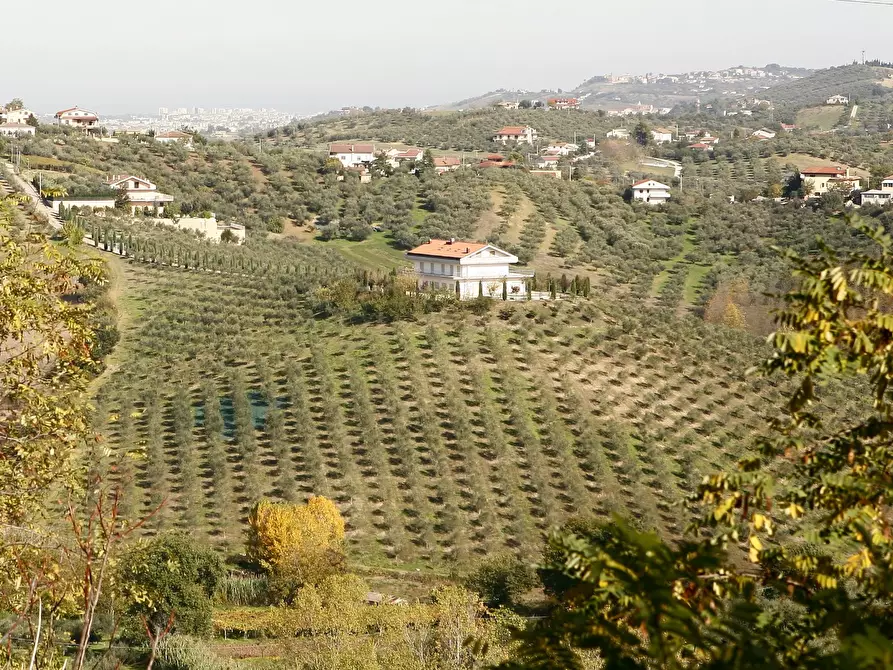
[105,174,174,214]
[155,130,194,147]
[328,143,376,168]
[55,106,99,130]
[406,239,533,300]
[433,156,461,174]
[800,166,861,196]
[493,125,537,145]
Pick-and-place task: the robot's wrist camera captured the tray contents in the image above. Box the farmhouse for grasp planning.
[751,128,776,139]
[433,156,461,174]
[105,174,174,214]
[158,215,246,244]
[606,128,630,140]
[55,106,99,129]
[860,175,893,206]
[328,143,375,168]
[650,128,673,144]
[0,123,35,137]
[826,94,849,105]
[542,142,578,156]
[631,179,671,205]
[548,97,581,110]
[1,108,34,125]
[800,166,861,196]
[406,239,533,300]
[493,125,537,145]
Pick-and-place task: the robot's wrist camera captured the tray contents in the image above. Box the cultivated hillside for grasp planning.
[765,64,893,108]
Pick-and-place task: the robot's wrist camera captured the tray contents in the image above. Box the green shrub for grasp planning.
[463,554,536,609]
[155,635,236,670]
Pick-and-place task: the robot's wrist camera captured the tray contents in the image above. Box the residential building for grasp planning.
[752,128,776,139]
[155,130,193,146]
[687,142,712,152]
[585,138,596,148]
[0,123,35,137]
[529,170,562,179]
[800,166,861,196]
[532,155,561,170]
[860,175,893,206]
[2,108,34,125]
[547,97,581,110]
[780,123,796,132]
[826,94,849,105]
[433,156,461,174]
[104,174,174,214]
[495,101,520,110]
[606,128,630,139]
[328,143,375,168]
[493,125,537,145]
[406,239,533,300]
[631,179,671,205]
[55,106,99,129]
[542,142,578,156]
[651,127,673,144]
[158,215,246,244]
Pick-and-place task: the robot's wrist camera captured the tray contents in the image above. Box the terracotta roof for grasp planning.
[157,130,191,138]
[407,239,488,259]
[433,157,460,167]
[688,143,710,149]
[329,143,374,154]
[801,166,846,175]
[55,107,96,118]
[632,179,669,189]
[0,123,31,128]
[495,126,528,135]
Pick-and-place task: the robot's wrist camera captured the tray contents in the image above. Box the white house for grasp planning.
[55,106,99,129]
[650,128,673,144]
[433,156,461,174]
[406,239,533,300]
[800,166,861,196]
[157,215,246,244]
[493,125,537,145]
[860,175,893,206]
[155,130,193,146]
[542,142,578,156]
[752,128,776,139]
[0,123,35,137]
[606,128,630,139]
[826,94,849,105]
[2,108,34,125]
[105,174,174,214]
[328,143,375,168]
[631,179,671,205]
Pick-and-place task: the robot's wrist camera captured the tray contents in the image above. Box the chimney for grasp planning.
[465,247,470,254]
[448,238,454,245]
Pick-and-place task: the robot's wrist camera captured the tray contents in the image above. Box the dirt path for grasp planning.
[87,253,130,395]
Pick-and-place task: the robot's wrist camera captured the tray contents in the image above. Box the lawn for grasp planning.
[313,231,409,270]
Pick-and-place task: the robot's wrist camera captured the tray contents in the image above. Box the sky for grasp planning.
[7,0,892,116]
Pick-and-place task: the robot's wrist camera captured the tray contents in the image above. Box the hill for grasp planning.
[764,64,893,109]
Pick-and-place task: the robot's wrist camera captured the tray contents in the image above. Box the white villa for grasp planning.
[105,174,174,214]
[156,130,193,146]
[800,166,861,196]
[157,215,246,244]
[493,125,537,145]
[0,123,35,137]
[861,176,893,206]
[55,106,99,130]
[650,128,673,144]
[328,143,375,168]
[406,239,533,300]
[826,94,849,105]
[606,128,631,140]
[1,108,34,125]
[631,179,671,205]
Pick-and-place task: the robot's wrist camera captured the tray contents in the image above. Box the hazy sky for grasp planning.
[7,0,890,116]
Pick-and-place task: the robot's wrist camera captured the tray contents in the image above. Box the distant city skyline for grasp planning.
[5,0,891,116]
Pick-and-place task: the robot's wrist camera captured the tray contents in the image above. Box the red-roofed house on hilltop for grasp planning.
[800,166,861,196]
[406,239,534,300]
[631,179,671,205]
[493,125,537,145]
[328,143,376,168]
[55,106,99,130]
[548,97,580,110]
[433,156,461,174]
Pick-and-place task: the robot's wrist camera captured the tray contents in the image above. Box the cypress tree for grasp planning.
[502,279,508,301]
[478,280,484,298]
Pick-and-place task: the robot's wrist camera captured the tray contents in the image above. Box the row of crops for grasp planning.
[90,260,824,567]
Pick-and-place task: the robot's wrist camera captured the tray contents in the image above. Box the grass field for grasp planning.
[795,106,845,131]
[93,259,790,568]
[314,231,408,270]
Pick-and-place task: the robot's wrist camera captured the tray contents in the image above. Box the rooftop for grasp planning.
[495,126,529,135]
[801,166,846,175]
[329,143,374,154]
[407,239,488,259]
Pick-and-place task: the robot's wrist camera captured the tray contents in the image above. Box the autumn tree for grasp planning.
[247,497,346,600]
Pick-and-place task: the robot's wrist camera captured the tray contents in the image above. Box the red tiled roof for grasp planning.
[407,239,488,259]
[632,179,669,188]
[688,143,710,149]
[801,166,846,175]
[157,130,191,138]
[329,143,374,154]
[433,157,461,167]
[883,175,893,181]
[495,126,527,135]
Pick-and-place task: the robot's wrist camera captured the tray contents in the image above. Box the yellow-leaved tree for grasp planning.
[247,497,346,600]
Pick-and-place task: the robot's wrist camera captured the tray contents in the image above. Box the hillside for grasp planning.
[95,255,781,567]
[765,64,893,108]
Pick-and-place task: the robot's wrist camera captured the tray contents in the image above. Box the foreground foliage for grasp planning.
[505,220,893,668]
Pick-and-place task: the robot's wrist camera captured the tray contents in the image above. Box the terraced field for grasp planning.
[93,259,789,568]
